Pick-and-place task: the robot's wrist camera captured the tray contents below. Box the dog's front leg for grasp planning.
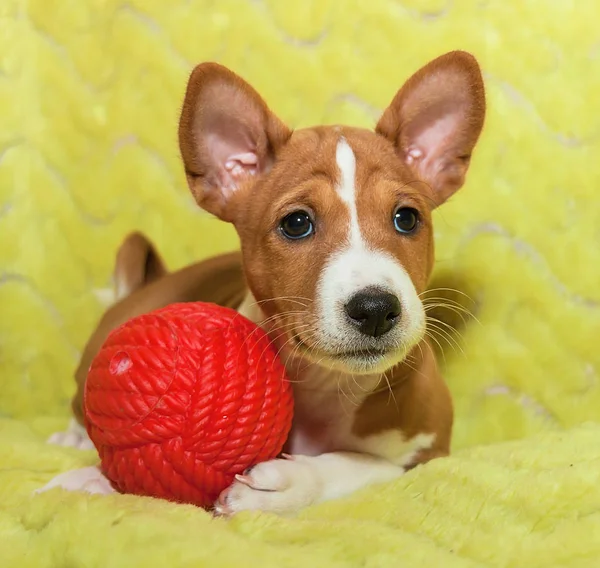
[215,451,404,517]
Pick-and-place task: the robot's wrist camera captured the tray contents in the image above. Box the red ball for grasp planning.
[84,302,293,509]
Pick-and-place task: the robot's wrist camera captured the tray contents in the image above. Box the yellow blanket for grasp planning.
[2,0,600,566]
[3,419,600,566]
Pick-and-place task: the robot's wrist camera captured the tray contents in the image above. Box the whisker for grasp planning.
[283,329,322,376]
[272,324,313,361]
[421,296,481,327]
[350,372,370,394]
[422,298,475,316]
[301,335,328,373]
[421,295,472,306]
[257,310,308,328]
[419,287,475,302]
[427,315,465,342]
[415,341,425,364]
[423,330,447,364]
[337,377,360,408]
[266,319,308,338]
[426,321,465,356]
[243,311,308,354]
[233,310,308,357]
[251,296,313,308]
[298,342,330,377]
[399,357,426,380]
[381,370,398,409]
[423,302,478,326]
[254,325,313,383]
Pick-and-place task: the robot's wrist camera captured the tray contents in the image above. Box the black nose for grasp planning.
[344,289,401,338]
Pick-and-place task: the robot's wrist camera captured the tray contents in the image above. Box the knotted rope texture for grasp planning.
[84,302,293,508]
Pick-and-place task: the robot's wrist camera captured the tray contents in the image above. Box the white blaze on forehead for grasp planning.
[335,139,356,202]
[335,138,361,247]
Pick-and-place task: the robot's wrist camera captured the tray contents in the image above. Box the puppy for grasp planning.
[46,51,485,516]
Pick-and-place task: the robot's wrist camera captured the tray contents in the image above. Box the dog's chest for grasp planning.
[283,368,362,455]
[284,370,393,459]
[285,368,435,466]
[286,395,433,467]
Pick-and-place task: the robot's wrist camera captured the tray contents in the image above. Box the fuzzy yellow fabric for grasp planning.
[1,0,600,566]
[3,419,600,566]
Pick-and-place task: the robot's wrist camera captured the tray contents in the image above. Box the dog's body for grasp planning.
[45,51,485,516]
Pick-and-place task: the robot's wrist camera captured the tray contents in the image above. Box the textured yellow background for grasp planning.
[1,0,599,451]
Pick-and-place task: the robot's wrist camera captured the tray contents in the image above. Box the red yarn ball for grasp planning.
[83,302,293,509]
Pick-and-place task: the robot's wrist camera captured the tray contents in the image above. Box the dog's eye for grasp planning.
[280,211,314,240]
[393,207,419,234]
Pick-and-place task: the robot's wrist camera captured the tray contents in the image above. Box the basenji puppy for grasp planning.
[43,51,485,516]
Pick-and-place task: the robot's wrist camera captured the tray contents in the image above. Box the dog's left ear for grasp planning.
[179,63,291,222]
[376,51,485,206]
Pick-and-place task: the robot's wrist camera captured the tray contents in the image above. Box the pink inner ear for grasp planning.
[207,132,259,192]
[404,112,463,174]
[224,152,259,184]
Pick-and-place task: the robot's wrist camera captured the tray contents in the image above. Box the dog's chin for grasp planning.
[291,338,411,376]
[322,351,406,375]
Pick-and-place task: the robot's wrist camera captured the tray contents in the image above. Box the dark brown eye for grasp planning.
[393,207,419,234]
[280,211,314,240]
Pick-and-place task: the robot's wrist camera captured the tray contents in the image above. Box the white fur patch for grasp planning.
[36,466,115,496]
[47,418,95,451]
[354,431,436,468]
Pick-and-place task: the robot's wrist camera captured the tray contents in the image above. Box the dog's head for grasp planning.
[178,52,485,375]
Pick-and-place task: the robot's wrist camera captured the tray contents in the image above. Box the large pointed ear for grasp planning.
[178,63,292,222]
[376,51,485,206]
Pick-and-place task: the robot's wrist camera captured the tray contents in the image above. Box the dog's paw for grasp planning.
[35,466,115,496]
[47,418,94,450]
[215,455,322,516]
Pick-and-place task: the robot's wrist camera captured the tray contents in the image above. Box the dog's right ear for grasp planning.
[178,63,291,222]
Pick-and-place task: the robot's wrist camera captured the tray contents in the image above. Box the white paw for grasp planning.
[215,455,322,516]
[35,466,115,496]
[47,418,95,450]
